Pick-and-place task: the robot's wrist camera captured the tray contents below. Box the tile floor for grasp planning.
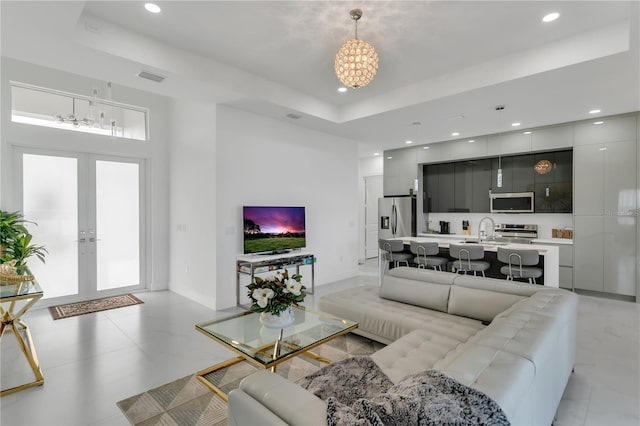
[1,262,638,425]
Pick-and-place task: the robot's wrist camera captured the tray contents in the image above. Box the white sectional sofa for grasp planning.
[227,267,578,426]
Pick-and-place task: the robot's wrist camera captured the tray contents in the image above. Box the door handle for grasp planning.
[89,237,101,243]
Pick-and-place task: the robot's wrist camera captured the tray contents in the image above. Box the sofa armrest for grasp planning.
[228,370,327,425]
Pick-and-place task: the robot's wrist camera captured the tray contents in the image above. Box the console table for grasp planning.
[236,252,315,307]
[0,279,44,396]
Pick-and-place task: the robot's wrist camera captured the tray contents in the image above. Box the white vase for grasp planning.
[259,306,295,329]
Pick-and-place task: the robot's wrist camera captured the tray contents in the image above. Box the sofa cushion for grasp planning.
[453,274,542,297]
[447,285,526,323]
[319,285,483,344]
[388,266,457,285]
[380,275,451,313]
[371,325,484,384]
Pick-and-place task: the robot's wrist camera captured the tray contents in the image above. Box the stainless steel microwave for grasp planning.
[490,191,535,213]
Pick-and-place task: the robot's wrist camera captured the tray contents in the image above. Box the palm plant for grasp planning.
[0,210,47,275]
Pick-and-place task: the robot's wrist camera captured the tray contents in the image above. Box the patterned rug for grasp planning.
[116,333,384,426]
[49,294,144,320]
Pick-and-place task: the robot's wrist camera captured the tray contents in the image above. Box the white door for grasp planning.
[365,175,384,258]
[14,148,146,305]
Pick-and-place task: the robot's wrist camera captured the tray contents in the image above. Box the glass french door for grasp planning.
[14,149,146,305]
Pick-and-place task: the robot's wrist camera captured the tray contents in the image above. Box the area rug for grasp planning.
[49,294,144,320]
[117,333,384,426]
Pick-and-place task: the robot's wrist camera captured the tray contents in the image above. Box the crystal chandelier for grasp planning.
[334,9,379,89]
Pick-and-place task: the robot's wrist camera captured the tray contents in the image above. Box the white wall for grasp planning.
[0,57,171,291]
[215,106,360,309]
[168,99,217,306]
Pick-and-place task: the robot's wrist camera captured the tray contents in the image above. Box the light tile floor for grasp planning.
[1,261,638,425]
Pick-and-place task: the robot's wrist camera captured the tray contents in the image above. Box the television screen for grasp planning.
[243,206,306,254]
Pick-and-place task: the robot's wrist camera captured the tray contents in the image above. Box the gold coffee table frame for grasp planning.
[195,306,357,402]
[0,280,44,396]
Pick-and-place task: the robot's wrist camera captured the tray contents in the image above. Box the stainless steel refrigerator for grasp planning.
[378,195,417,239]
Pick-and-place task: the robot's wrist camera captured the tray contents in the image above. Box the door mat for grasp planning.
[116,333,384,426]
[49,294,144,320]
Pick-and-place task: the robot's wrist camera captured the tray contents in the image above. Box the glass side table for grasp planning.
[0,279,44,396]
[195,306,357,401]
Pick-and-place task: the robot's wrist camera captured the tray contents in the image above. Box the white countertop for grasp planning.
[531,238,573,245]
[418,233,573,246]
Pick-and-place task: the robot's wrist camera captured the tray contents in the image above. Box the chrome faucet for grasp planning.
[478,216,495,243]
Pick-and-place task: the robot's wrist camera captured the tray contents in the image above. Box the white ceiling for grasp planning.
[2,1,639,156]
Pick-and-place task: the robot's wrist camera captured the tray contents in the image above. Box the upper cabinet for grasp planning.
[383,148,418,196]
[424,150,572,213]
[574,115,636,146]
[532,125,573,150]
[533,150,573,213]
[487,132,532,156]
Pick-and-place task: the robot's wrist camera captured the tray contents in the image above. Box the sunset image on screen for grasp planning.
[243,206,306,254]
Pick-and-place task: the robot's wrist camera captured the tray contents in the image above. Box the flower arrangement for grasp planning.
[246,269,306,316]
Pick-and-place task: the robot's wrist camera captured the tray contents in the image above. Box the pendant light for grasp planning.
[495,105,505,188]
[334,9,379,89]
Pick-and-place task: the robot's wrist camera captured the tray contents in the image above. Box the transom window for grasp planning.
[11,82,148,141]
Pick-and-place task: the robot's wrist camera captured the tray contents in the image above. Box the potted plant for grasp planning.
[246,269,306,328]
[0,210,47,279]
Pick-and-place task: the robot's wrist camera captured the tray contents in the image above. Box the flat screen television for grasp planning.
[243,206,306,254]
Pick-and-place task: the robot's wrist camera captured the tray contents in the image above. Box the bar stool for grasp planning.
[497,247,542,284]
[379,239,413,270]
[449,243,490,277]
[410,241,448,271]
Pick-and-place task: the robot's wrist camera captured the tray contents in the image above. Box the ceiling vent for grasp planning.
[137,71,165,83]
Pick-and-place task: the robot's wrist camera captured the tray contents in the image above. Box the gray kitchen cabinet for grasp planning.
[604,140,637,217]
[488,132,532,156]
[534,150,573,213]
[438,163,455,212]
[573,119,637,297]
[574,144,605,215]
[604,216,637,296]
[384,148,418,196]
[417,143,450,163]
[573,216,604,292]
[423,164,439,213]
[454,162,473,212]
[539,242,573,290]
[512,154,535,192]
[471,159,492,212]
[574,115,637,146]
[531,125,573,150]
[449,137,488,160]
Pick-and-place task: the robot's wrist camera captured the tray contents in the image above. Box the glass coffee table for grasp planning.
[195,306,357,401]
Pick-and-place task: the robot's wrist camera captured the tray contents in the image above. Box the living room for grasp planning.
[1,1,639,425]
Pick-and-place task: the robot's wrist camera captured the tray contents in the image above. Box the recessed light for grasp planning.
[542,12,559,22]
[599,147,607,151]
[387,156,393,159]
[523,131,532,135]
[405,140,413,144]
[511,122,521,127]
[594,121,604,125]
[451,132,460,137]
[144,3,162,13]
[338,87,348,93]
[468,140,475,143]
[373,152,380,156]
[423,146,430,150]
[589,109,601,114]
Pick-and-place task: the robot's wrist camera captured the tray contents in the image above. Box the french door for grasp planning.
[13,148,146,305]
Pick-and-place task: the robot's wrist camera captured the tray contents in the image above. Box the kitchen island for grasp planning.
[381,236,559,287]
